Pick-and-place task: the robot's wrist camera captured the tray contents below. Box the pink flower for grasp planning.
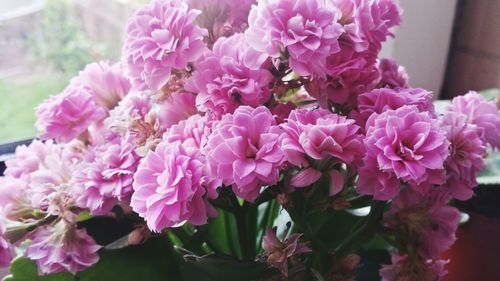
[279,108,364,193]
[357,106,449,199]
[354,87,434,128]
[163,114,211,149]
[35,84,107,143]
[447,91,500,149]
[440,112,486,200]
[245,0,344,77]
[380,253,447,281]
[356,155,400,200]
[187,0,255,43]
[157,92,198,129]
[282,108,364,165]
[106,91,153,135]
[0,220,12,268]
[72,139,140,215]
[337,0,401,52]
[204,106,284,201]
[187,33,273,118]
[123,0,207,91]
[71,61,131,109]
[106,92,163,155]
[131,141,213,232]
[25,222,100,275]
[378,58,409,88]
[262,227,311,277]
[334,0,401,54]
[4,140,60,181]
[307,42,380,108]
[3,140,83,214]
[1,140,83,221]
[0,177,31,221]
[385,189,460,259]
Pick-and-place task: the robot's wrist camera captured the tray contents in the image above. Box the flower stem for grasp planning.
[333,201,386,258]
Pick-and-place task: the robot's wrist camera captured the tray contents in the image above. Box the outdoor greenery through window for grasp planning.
[0,0,146,144]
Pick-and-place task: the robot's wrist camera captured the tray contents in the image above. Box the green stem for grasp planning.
[287,207,328,253]
[235,205,252,260]
[224,211,242,259]
[333,201,386,258]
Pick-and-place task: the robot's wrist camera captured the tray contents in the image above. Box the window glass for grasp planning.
[0,0,147,144]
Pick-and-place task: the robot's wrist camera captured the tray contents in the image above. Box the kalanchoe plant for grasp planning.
[1,0,499,280]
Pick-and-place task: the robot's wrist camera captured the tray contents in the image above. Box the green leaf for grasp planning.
[4,237,182,281]
[3,256,75,281]
[206,209,242,258]
[174,248,275,281]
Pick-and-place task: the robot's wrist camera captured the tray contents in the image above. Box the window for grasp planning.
[0,0,146,144]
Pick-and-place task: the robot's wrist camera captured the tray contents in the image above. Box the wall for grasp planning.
[382,0,458,97]
[442,0,500,99]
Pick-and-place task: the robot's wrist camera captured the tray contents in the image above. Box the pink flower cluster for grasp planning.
[279,108,364,194]
[204,106,284,201]
[72,139,140,215]
[358,106,449,200]
[131,141,213,231]
[2,0,497,279]
[246,0,344,77]
[123,0,207,91]
[0,141,100,274]
[25,222,100,275]
[187,33,273,118]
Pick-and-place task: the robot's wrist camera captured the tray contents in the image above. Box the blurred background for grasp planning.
[0,0,148,143]
[1,0,500,280]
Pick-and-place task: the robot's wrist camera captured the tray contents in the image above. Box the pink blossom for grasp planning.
[337,0,401,52]
[163,114,211,149]
[187,0,255,43]
[123,0,208,91]
[380,253,448,281]
[385,189,460,259]
[307,42,380,108]
[0,141,81,220]
[447,91,500,149]
[3,140,81,213]
[356,155,400,200]
[280,108,364,168]
[0,177,31,221]
[187,33,273,118]
[245,0,344,77]
[262,227,311,277]
[204,106,284,201]
[378,58,409,88]
[131,141,213,232]
[354,87,434,128]
[440,112,486,200]
[35,84,107,143]
[0,220,12,267]
[106,91,153,135]
[279,108,363,194]
[25,222,100,275]
[71,61,131,109]
[4,140,61,181]
[358,106,449,199]
[158,92,198,129]
[72,139,140,215]
[105,92,163,155]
